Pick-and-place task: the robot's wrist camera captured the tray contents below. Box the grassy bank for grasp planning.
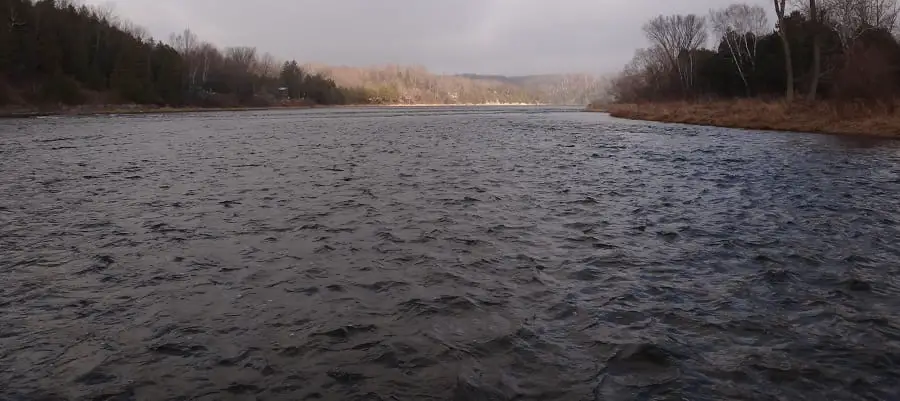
[586,100,900,139]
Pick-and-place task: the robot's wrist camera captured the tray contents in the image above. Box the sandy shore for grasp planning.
[586,100,900,139]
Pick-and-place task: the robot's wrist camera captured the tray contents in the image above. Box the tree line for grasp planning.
[306,65,609,105]
[0,0,366,108]
[0,0,608,109]
[610,0,900,109]
[305,64,538,105]
[459,73,610,105]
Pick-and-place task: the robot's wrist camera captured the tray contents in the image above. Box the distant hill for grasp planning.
[0,0,608,110]
[306,64,608,105]
[458,73,610,105]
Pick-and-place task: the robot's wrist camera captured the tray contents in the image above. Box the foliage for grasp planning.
[0,0,363,108]
[0,0,611,108]
[610,0,900,106]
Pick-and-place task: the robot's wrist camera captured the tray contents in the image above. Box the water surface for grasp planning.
[2,107,899,400]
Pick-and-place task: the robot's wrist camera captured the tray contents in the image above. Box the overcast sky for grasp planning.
[85,0,773,76]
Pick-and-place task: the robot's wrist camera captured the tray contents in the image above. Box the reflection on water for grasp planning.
[822,134,899,149]
[1,107,899,400]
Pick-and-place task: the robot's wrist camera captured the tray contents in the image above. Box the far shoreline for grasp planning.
[0,105,320,119]
[0,102,551,119]
[585,100,900,139]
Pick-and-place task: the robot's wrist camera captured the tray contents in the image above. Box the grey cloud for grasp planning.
[89,0,774,75]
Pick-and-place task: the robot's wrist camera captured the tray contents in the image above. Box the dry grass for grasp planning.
[586,100,900,139]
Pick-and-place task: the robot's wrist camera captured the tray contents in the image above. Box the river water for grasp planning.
[1,107,899,401]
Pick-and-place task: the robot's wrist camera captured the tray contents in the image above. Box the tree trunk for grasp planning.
[807,0,821,101]
[724,36,751,96]
[808,35,821,100]
[780,33,795,101]
[774,0,795,101]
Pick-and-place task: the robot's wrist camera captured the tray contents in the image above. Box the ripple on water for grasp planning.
[1,107,899,400]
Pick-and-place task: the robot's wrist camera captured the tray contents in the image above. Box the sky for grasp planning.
[84,0,773,76]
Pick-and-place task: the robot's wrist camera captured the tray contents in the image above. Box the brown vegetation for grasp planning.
[588,100,900,138]
[594,0,900,138]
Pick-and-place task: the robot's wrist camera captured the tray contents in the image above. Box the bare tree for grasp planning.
[774,0,795,101]
[643,14,708,94]
[865,0,900,32]
[225,46,258,74]
[824,0,900,48]
[169,29,200,86]
[196,42,220,85]
[710,4,770,95]
[82,2,121,68]
[809,0,823,100]
[256,52,278,78]
[610,46,673,102]
[120,21,150,43]
[798,0,897,100]
[169,29,197,55]
[90,2,117,25]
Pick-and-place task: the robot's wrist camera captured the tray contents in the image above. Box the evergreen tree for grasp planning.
[0,0,367,108]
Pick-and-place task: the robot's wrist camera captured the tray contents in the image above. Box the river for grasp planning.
[1,107,898,400]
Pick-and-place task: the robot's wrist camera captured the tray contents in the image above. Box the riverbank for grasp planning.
[586,100,900,139]
[0,104,327,119]
[0,102,552,118]
[379,103,544,107]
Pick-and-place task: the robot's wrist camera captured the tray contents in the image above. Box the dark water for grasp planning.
[2,107,900,401]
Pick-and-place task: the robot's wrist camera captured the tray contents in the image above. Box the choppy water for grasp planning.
[2,107,900,401]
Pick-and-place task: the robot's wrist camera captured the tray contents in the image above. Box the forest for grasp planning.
[0,0,367,108]
[0,0,607,110]
[609,0,900,109]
